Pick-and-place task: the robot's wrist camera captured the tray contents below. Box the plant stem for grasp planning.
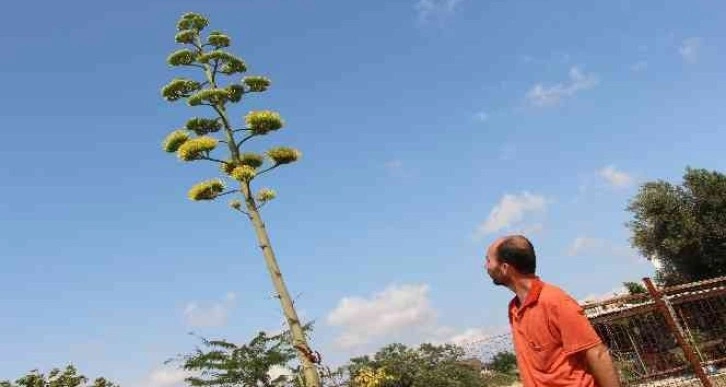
[241,182,321,387]
[196,37,321,387]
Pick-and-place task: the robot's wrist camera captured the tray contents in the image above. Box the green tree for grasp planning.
[168,331,298,387]
[2,365,118,387]
[159,12,320,386]
[342,343,485,387]
[486,351,517,374]
[626,167,726,285]
[622,281,646,295]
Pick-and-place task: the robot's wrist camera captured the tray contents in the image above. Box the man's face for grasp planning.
[485,246,508,286]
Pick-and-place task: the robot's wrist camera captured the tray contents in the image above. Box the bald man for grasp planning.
[485,235,621,387]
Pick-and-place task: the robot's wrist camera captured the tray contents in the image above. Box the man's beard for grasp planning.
[488,269,506,286]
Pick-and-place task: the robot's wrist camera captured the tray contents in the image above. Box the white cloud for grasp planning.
[477,192,548,235]
[631,60,648,72]
[415,0,463,23]
[599,165,634,188]
[447,328,496,346]
[142,367,191,387]
[567,236,606,257]
[679,37,701,64]
[567,236,639,260]
[326,284,436,349]
[183,292,237,328]
[526,67,598,107]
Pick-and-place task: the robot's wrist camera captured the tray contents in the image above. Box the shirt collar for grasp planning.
[509,277,544,315]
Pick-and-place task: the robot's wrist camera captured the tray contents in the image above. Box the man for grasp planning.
[485,235,621,387]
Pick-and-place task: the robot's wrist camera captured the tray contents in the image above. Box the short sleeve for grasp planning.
[553,294,602,355]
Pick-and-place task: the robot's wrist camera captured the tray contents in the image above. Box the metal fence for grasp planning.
[583,276,726,387]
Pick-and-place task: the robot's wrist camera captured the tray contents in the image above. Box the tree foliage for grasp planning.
[341,343,486,387]
[486,351,517,375]
[626,167,726,285]
[168,331,298,387]
[1,365,118,387]
[623,281,646,295]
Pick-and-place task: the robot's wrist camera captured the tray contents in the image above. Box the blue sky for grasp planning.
[1,0,725,385]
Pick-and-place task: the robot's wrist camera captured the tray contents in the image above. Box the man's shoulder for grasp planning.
[538,280,577,303]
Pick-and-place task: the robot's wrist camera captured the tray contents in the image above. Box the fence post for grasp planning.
[642,277,712,387]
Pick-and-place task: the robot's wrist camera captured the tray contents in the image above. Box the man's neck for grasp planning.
[508,276,536,306]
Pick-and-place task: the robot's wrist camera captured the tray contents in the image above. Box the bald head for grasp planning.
[488,235,537,275]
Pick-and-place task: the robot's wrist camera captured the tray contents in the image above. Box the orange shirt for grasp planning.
[509,277,603,387]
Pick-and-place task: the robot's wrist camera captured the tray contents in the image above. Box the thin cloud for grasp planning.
[477,192,548,235]
[142,367,191,387]
[183,292,237,328]
[327,283,436,349]
[326,283,509,352]
[567,236,606,257]
[415,0,463,23]
[679,37,701,64]
[567,236,639,260]
[599,165,634,188]
[526,67,598,107]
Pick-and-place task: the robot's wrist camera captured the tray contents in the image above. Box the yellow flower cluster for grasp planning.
[207,32,231,47]
[246,111,284,135]
[162,130,190,153]
[240,153,264,169]
[230,165,256,182]
[187,179,224,201]
[267,147,301,165]
[243,76,271,92]
[352,367,393,387]
[177,12,209,32]
[176,136,217,161]
[256,188,277,202]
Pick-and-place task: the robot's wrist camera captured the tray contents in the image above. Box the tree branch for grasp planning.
[212,59,219,84]
[201,156,226,164]
[232,207,251,218]
[233,128,251,133]
[256,164,280,177]
[236,134,255,150]
[217,190,238,198]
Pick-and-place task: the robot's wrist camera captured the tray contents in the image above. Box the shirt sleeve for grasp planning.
[552,293,602,355]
